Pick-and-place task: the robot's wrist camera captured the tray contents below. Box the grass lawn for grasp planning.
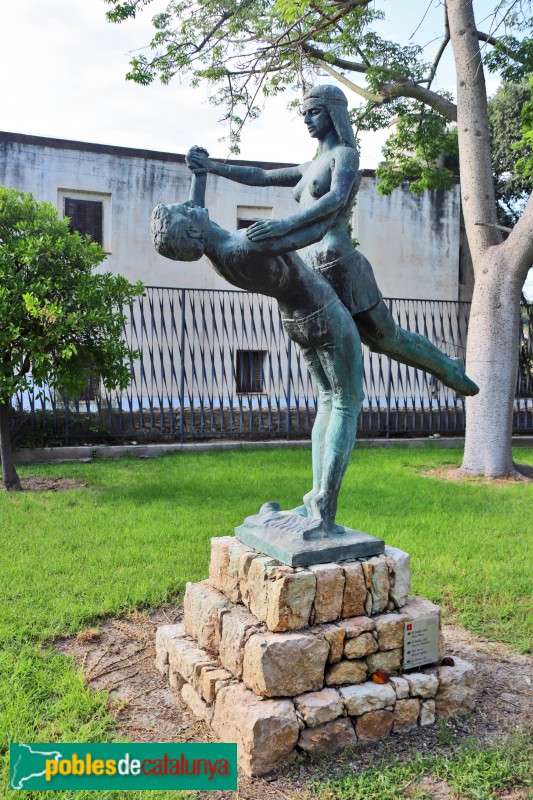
[1,445,532,799]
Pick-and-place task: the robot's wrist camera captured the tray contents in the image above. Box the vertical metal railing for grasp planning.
[11,290,533,444]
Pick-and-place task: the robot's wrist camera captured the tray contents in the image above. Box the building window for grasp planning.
[64,198,103,245]
[237,205,272,230]
[236,350,266,393]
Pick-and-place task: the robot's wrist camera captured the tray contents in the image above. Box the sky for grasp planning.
[0,0,531,295]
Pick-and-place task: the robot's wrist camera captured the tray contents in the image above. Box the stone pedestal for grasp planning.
[156,536,476,776]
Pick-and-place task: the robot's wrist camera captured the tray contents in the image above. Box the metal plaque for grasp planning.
[403,616,440,669]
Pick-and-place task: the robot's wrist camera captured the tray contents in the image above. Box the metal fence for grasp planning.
[12,288,533,446]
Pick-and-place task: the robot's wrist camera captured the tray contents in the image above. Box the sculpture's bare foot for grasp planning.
[306,490,336,532]
[303,488,319,518]
[301,518,326,540]
[284,504,307,518]
[449,358,479,396]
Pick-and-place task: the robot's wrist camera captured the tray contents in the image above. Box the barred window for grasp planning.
[64,198,103,245]
[236,349,266,393]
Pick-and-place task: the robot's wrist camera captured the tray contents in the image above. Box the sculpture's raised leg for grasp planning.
[357,301,479,396]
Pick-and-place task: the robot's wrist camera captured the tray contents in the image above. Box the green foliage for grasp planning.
[0,186,144,404]
[104,0,431,151]
[105,0,532,158]
[515,75,533,184]
[375,103,458,196]
[488,81,532,226]
[484,4,533,83]
[308,733,532,799]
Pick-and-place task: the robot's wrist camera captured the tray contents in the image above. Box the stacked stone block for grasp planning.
[155,537,476,775]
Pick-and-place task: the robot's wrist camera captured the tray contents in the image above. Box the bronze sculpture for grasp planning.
[151,85,478,543]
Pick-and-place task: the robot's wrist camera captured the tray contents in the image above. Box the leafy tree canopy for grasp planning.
[105,0,533,153]
[0,186,143,404]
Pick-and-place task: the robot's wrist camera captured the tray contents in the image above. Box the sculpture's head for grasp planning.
[150,203,208,261]
[301,84,356,149]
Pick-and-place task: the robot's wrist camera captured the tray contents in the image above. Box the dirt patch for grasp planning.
[8,476,88,492]
[56,611,533,799]
[420,465,533,486]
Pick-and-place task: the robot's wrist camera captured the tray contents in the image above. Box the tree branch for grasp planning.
[477,29,531,65]
[302,43,367,73]
[424,7,450,89]
[501,191,533,278]
[317,61,384,102]
[315,59,458,119]
[475,221,512,233]
[380,82,457,120]
[195,9,235,53]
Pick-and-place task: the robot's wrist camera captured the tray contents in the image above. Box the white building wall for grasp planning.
[0,133,461,301]
[356,174,461,301]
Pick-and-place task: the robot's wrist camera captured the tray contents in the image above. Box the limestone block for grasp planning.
[393,698,420,733]
[242,631,329,697]
[356,710,394,742]
[366,556,390,614]
[384,545,411,608]
[374,613,409,651]
[325,659,367,686]
[436,657,477,717]
[341,562,366,617]
[169,668,185,691]
[402,596,441,623]
[237,550,260,606]
[266,569,316,632]
[338,616,375,637]
[209,536,251,602]
[167,636,214,684]
[183,580,232,652]
[155,623,186,673]
[181,683,213,724]
[406,672,439,699]
[340,682,396,716]
[218,604,262,679]
[200,666,233,704]
[212,683,299,776]
[318,624,346,664]
[190,657,219,694]
[244,555,282,617]
[294,688,343,728]
[390,676,409,700]
[419,699,436,726]
[366,648,403,674]
[246,557,316,632]
[310,563,345,623]
[344,632,378,659]
[298,717,357,755]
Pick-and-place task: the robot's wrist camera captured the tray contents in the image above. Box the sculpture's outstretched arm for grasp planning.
[186,145,304,188]
[189,172,207,207]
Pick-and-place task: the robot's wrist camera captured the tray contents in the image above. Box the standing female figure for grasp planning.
[187,84,478,396]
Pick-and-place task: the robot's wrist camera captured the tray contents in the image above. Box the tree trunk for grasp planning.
[447,0,532,476]
[462,249,522,476]
[0,400,21,491]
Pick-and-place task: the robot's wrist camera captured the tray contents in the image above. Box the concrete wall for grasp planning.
[0,132,462,301]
